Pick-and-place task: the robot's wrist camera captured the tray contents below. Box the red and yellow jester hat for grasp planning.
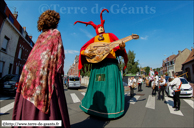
[74,9,109,35]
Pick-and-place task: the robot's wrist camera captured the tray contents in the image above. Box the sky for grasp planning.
[5,0,194,74]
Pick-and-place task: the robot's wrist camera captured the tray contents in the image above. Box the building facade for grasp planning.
[174,49,191,75]
[0,18,20,77]
[67,55,79,76]
[162,48,191,77]
[0,0,34,78]
[162,54,176,76]
[182,48,194,82]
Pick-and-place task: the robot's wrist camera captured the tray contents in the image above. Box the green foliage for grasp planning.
[81,63,92,77]
[125,50,139,74]
[145,66,150,76]
[81,50,139,77]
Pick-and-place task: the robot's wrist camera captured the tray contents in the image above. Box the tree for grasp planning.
[125,50,139,74]
[117,56,124,71]
[80,63,92,77]
[145,66,150,76]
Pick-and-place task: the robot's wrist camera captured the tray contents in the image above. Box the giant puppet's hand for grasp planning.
[119,41,125,50]
[84,49,95,58]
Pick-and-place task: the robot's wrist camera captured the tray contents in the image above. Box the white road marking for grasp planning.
[0,102,15,114]
[165,97,183,116]
[70,93,80,103]
[81,92,85,96]
[145,95,155,109]
[183,99,194,109]
[128,95,140,104]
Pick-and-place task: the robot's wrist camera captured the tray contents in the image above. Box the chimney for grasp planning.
[23,27,26,31]
[191,47,193,51]
[178,50,181,54]
[13,11,18,19]
[29,36,32,39]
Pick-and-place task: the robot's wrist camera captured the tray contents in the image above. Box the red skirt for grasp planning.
[12,74,70,128]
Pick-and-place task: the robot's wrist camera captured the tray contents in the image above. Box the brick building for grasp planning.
[67,55,79,76]
[0,0,34,77]
[0,0,6,28]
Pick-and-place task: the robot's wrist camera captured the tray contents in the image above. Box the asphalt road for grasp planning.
[0,83,194,128]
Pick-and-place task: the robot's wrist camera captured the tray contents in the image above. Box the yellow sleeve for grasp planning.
[81,50,85,55]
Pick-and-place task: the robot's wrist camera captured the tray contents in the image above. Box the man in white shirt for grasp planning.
[152,78,158,96]
[149,68,155,87]
[128,77,134,97]
[158,75,166,101]
[155,74,159,91]
[137,76,143,91]
[168,73,182,111]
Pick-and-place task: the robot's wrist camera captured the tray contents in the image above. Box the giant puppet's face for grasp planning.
[98,26,104,34]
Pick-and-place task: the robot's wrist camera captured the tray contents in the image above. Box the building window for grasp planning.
[8,63,13,74]
[30,41,34,47]
[1,36,9,52]
[9,14,14,24]
[18,48,22,59]
[0,61,4,78]
[16,66,19,75]
[172,60,174,65]
[192,64,194,74]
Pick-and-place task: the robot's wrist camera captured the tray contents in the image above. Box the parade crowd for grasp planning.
[128,68,182,111]
[10,8,184,128]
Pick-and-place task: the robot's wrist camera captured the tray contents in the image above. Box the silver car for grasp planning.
[66,76,81,89]
[166,77,193,97]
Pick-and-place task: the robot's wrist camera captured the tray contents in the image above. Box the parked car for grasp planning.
[66,76,81,89]
[0,74,20,94]
[165,77,193,97]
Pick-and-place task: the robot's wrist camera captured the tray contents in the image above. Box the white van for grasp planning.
[66,76,81,89]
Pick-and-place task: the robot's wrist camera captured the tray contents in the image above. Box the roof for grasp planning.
[165,54,176,62]
[182,48,194,65]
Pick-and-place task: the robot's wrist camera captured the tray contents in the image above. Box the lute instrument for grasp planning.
[152,81,156,89]
[84,34,139,63]
[159,79,167,87]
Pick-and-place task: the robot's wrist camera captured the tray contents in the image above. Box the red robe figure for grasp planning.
[74,9,128,119]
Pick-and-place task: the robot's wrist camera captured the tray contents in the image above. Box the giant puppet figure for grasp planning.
[74,9,138,119]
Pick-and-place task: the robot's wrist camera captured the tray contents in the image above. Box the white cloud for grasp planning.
[79,28,94,39]
[140,36,148,40]
[65,50,79,54]
[70,32,77,36]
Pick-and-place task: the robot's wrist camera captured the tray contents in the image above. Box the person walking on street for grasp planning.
[128,77,134,97]
[158,76,166,100]
[168,73,182,111]
[155,73,159,91]
[152,78,157,96]
[138,76,143,91]
[149,68,155,87]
